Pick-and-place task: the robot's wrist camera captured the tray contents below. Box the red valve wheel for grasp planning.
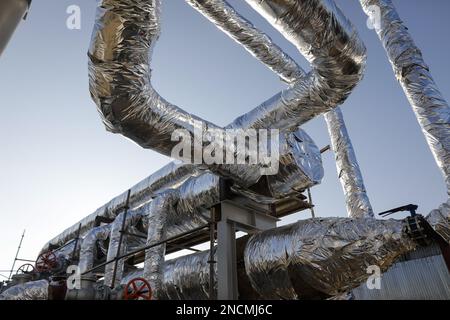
[16,263,36,274]
[35,251,58,272]
[123,278,152,300]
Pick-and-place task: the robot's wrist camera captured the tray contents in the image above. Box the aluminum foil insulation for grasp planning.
[0,280,48,301]
[104,206,148,288]
[143,192,175,299]
[360,0,450,194]
[186,0,304,83]
[78,224,111,274]
[186,1,366,208]
[40,161,196,253]
[228,0,366,131]
[427,199,450,244]
[325,108,374,218]
[122,216,417,300]
[244,217,416,299]
[88,0,364,186]
[41,126,323,258]
[160,249,216,300]
[122,249,216,300]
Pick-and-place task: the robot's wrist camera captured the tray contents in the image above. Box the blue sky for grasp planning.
[1,0,449,273]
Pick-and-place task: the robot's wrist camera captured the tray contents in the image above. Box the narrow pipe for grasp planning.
[325,108,374,218]
[185,0,305,83]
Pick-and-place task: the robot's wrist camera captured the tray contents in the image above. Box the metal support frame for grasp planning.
[216,201,278,300]
[110,190,131,288]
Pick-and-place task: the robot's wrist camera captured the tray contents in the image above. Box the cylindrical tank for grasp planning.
[0,0,30,56]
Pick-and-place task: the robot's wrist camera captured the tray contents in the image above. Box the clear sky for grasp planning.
[1,0,449,275]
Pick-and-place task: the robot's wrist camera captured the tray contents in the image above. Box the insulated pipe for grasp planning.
[227,0,366,131]
[186,0,373,218]
[88,0,365,187]
[41,127,323,254]
[104,207,148,288]
[78,224,111,275]
[360,0,450,194]
[40,161,197,253]
[185,0,305,83]
[325,108,374,218]
[105,173,221,289]
[142,192,176,299]
[244,217,414,299]
[0,280,48,301]
[0,0,30,57]
[122,216,417,300]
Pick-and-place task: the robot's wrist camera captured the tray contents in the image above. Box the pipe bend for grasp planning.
[88,0,364,184]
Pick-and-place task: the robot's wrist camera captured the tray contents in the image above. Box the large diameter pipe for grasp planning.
[88,0,365,187]
[0,0,30,56]
[121,216,417,300]
[360,0,450,195]
[186,0,373,219]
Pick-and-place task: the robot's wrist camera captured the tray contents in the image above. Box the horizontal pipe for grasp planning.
[88,0,365,186]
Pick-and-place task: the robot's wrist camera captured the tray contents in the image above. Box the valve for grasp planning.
[35,251,58,272]
[16,263,36,274]
[123,278,152,300]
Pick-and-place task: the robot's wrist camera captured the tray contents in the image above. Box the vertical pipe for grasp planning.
[325,108,374,218]
[110,190,131,288]
[360,0,450,194]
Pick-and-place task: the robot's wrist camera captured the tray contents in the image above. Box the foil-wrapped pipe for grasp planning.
[360,0,450,194]
[186,1,365,208]
[324,108,374,218]
[121,216,420,300]
[88,0,364,186]
[121,249,216,300]
[143,192,176,299]
[228,0,366,131]
[244,217,416,299]
[78,224,111,275]
[0,280,48,301]
[160,248,216,300]
[0,0,31,57]
[41,125,323,256]
[40,161,197,253]
[427,199,450,244]
[186,0,304,83]
[104,206,148,288]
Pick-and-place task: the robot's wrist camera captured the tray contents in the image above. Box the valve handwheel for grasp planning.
[16,263,36,274]
[35,251,58,272]
[124,278,152,300]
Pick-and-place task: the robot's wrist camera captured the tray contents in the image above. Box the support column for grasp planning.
[216,201,278,300]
